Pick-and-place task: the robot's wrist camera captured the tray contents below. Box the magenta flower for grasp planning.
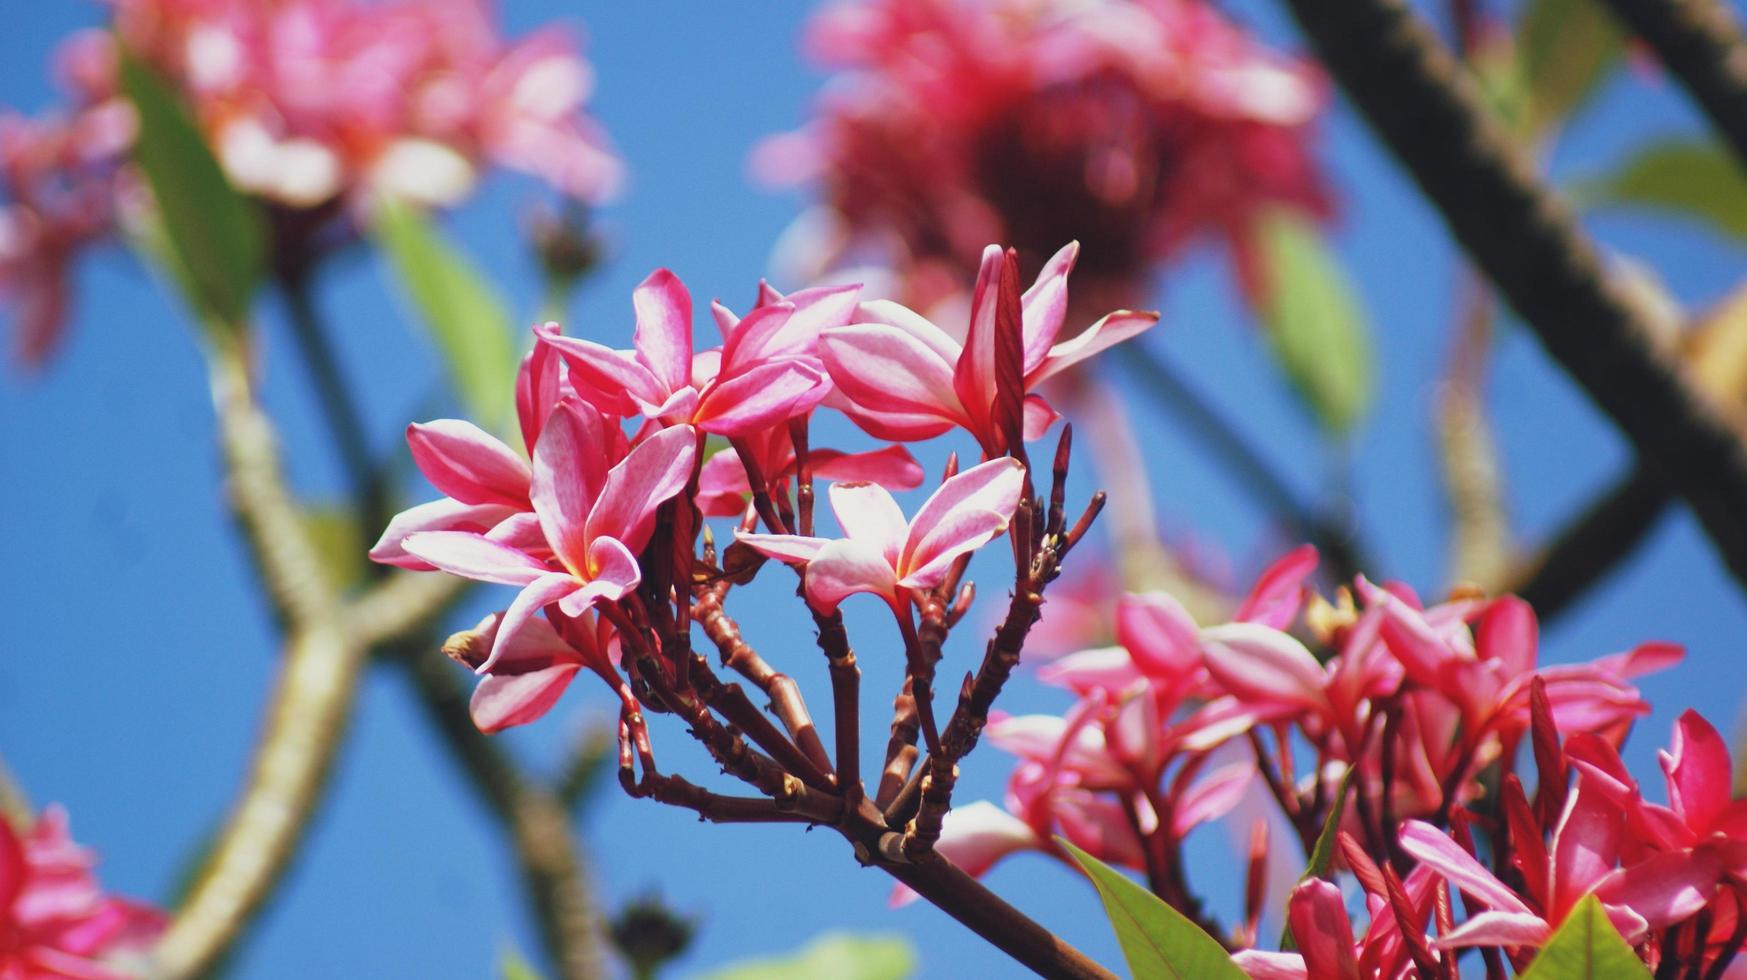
[395,400,696,671]
[0,807,165,978]
[759,0,1333,308]
[736,456,1025,612]
[455,610,617,734]
[536,269,831,438]
[696,429,923,518]
[820,243,1156,453]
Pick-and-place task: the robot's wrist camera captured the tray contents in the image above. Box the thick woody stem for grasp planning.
[1278,0,1747,594]
[153,340,366,980]
[1598,0,1747,168]
[626,770,840,825]
[875,678,921,809]
[686,655,837,792]
[877,850,1117,980]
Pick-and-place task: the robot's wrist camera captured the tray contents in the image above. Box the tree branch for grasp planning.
[1598,0,1747,168]
[153,339,366,980]
[1278,0,1747,595]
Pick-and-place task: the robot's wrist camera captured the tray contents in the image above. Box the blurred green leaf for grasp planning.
[1282,764,1354,951]
[1060,839,1243,979]
[1518,895,1650,979]
[1255,209,1375,436]
[119,47,265,328]
[1517,0,1624,137]
[372,197,518,423]
[1579,139,1747,244]
[301,503,365,591]
[696,932,916,980]
[498,947,546,980]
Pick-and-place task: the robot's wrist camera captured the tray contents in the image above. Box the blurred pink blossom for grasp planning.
[0,808,165,978]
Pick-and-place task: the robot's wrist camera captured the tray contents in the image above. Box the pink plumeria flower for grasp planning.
[1232,878,1360,980]
[736,456,1025,612]
[696,429,923,518]
[454,609,619,734]
[399,400,696,672]
[536,268,831,438]
[1,806,165,978]
[820,242,1157,454]
[1403,777,1717,950]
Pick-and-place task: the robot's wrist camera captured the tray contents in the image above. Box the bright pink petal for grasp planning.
[471,662,583,733]
[695,357,828,436]
[900,457,1025,578]
[1117,591,1201,680]
[556,537,642,615]
[1399,820,1533,915]
[531,401,608,577]
[407,419,531,507]
[1231,951,1308,980]
[1434,910,1551,949]
[851,298,964,362]
[1021,394,1060,441]
[1019,241,1077,372]
[1029,310,1160,384]
[517,331,562,451]
[1037,646,1144,695]
[586,424,698,555]
[811,444,925,490]
[820,321,962,422]
[370,499,517,570]
[736,532,830,565]
[1476,595,1538,677]
[401,531,551,586]
[1199,623,1328,713]
[720,300,803,369]
[534,324,666,414]
[952,245,1005,434]
[1662,710,1732,833]
[1286,879,1359,980]
[633,268,693,393]
[1550,782,1625,914]
[1595,849,1721,932]
[828,480,908,565]
[481,572,581,673]
[1233,544,1318,629]
[803,538,898,610]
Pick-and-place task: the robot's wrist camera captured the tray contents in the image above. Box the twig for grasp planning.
[154,337,366,980]
[402,654,607,980]
[1599,0,1747,168]
[348,570,470,650]
[1278,0,1747,595]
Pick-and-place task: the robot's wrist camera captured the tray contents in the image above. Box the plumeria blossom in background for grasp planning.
[758,0,1332,312]
[0,0,619,365]
[0,808,165,978]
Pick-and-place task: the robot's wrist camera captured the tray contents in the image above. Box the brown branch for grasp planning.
[1278,0,1747,594]
[694,592,835,781]
[877,850,1117,980]
[349,569,469,649]
[1503,466,1670,620]
[153,340,366,980]
[813,608,863,808]
[402,655,607,980]
[1599,0,1747,168]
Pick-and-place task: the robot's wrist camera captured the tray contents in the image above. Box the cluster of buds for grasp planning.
[758,0,1334,313]
[929,538,1747,975]
[0,0,620,364]
[0,807,165,977]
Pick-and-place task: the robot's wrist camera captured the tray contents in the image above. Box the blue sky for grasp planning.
[4,1,1746,977]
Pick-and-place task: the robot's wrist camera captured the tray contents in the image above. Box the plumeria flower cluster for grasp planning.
[371,240,1153,744]
[757,0,1333,314]
[1,0,619,365]
[1,807,165,978]
[927,545,1747,974]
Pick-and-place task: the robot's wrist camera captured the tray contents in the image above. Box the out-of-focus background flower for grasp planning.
[2,0,1746,976]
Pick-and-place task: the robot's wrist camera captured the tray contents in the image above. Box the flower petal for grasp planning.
[480,572,581,673]
[1399,820,1533,915]
[531,401,609,577]
[1233,544,1318,630]
[1199,622,1328,713]
[899,457,1024,578]
[407,419,531,507]
[735,532,831,565]
[694,357,828,436]
[828,481,908,566]
[633,268,693,393]
[1116,591,1201,680]
[534,322,666,412]
[1286,879,1358,980]
[370,499,517,570]
[1020,241,1077,373]
[471,662,582,733]
[401,531,550,586]
[803,538,898,610]
[586,425,698,554]
[1029,309,1160,384]
[820,321,961,422]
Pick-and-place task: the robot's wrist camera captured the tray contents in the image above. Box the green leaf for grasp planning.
[696,932,916,980]
[1281,764,1355,951]
[1518,895,1651,979]
[1579,139,1747,244]
[497,947,546,980]
[1255,209,1375,436]
[119,47,264,328]
[1059,839,1244,980]
[1516,0,1624,136]
[372,197,518,423]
